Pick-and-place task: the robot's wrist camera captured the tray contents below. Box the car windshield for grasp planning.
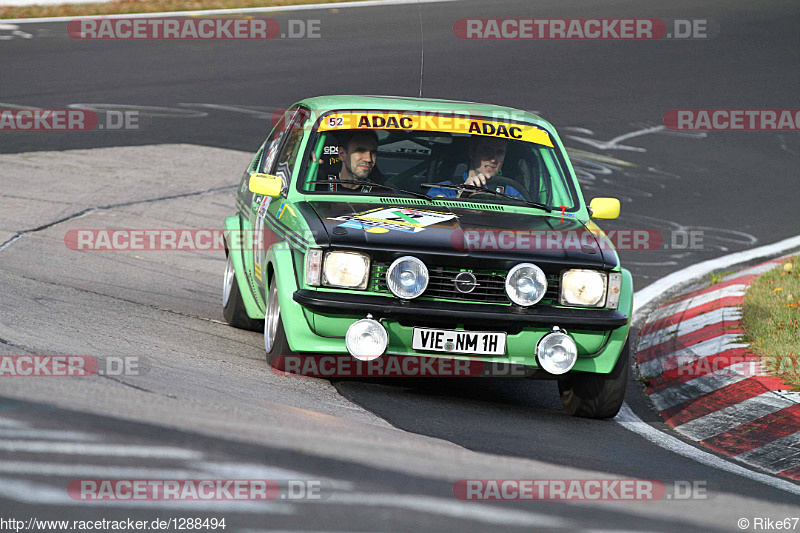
[301,116,578,210]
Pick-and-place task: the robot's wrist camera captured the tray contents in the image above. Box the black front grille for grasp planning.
[371,262,560,304]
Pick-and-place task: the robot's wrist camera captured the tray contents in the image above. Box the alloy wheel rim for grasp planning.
[264,279,280,352]
[222,253,235,307]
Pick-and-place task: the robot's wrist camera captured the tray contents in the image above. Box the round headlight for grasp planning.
[536,330,578,375]
[505,263,547,306]
[346,318,388,361]
[386,256,428,299]
[560,269,607,307]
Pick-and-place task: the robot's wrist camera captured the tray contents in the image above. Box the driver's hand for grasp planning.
[464,173,489,188]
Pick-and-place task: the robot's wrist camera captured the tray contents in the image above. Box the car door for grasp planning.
[233,109,291,310]
[249,106,309,307]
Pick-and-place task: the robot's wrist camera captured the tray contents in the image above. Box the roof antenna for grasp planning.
[417,0,425,98]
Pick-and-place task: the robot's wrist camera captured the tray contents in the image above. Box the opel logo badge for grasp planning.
[454,272,478,294]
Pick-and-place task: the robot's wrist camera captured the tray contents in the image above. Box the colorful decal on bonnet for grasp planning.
[329,207,458,234]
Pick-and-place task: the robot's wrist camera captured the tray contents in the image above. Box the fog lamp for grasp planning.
[536,327,578,375]
[345,316,388,361]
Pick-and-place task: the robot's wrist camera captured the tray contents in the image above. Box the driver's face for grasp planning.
[340,136,378,180]
[470,138,506,178]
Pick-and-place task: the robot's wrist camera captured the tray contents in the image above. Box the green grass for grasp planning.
[708,270,734,285]
[2,0,373,20]
[741,256,800,390]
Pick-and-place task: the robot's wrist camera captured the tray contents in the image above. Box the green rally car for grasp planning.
[222,95,633,419]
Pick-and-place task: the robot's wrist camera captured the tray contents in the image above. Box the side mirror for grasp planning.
[589,197,620,219]
[248,173,282,197]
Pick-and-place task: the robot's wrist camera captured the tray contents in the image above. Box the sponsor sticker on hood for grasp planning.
[329,207,458,233]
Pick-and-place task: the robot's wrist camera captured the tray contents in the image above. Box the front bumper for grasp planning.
[286,292,630,375]
[277,268,634,376]
[293,290,628,330]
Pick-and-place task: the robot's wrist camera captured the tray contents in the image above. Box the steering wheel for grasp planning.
[468,176,533,202]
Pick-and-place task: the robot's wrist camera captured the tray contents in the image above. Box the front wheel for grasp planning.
[558,339,630,419]
[264,275,294,368]
[223,252,262,331]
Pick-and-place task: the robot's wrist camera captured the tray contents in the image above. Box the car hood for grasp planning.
[303,201,618,269]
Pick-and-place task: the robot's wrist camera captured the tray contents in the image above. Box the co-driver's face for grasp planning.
[340,137,378,180]
[470,138,507,178]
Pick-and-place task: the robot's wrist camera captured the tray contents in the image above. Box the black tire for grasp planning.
[223,252,262,331]
[558,339,630,419]
[264,275,295,369]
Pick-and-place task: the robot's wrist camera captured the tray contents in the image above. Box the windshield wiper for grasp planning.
[420,183,552,212]
[308,180,433,202]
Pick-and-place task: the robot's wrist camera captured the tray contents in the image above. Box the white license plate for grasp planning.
[412,328,506,356]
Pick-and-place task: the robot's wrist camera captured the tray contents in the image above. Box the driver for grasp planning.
[428,136,523,198]
[321,130,381,192]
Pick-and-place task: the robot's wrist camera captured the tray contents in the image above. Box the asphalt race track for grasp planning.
[0,0,799,531]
